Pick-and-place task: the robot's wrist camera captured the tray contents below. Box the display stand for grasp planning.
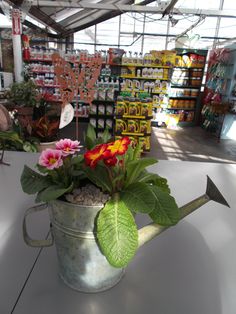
[169,48,207,126]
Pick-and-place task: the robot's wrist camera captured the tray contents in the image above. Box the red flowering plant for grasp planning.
[21,125,179,268]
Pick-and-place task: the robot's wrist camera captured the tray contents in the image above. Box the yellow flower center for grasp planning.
[49,158,57,165]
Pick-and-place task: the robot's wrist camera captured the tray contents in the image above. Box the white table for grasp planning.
[1,151,236,314]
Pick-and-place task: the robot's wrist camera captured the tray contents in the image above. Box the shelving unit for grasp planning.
[168,49,207,126]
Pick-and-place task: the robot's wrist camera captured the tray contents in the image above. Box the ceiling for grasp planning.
[1,0,236,40]
[0,0,158,38]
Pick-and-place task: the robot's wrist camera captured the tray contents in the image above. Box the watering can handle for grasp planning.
[23,203,54,247]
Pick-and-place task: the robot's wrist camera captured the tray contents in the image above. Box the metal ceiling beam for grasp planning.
[62,0,156,36]
[31,1,236,18]
[4,0,67,35]
[162,0,179,17]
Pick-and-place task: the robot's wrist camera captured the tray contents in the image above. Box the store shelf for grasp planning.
[167,108,195,111]
[120,75,169,80]
[30,70,55,74]
[171,85,200,89]
[117,131,151,136]
[174,66,204,69]
[92,99,115,103]
[90,114,114,118]
[116,114,153,120]
[120,64,172,68]
[27,58,53,62]
[35,83,60,88]
[169,96,197,99]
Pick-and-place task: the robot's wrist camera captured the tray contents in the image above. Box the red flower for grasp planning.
[84,144,111,168]
[104,156,118,167]
[107,137,131,156]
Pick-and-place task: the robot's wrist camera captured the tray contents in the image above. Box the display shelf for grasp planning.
[90,113,113,118]
[174,66,205,69]
[120,64,172,68]
[30,70,54,74]
[92,99,115,103]
[171,85,200,89]
[116,131,151,136]
[169,96,197,99]
[167,107,195,111]
[121,89,167,94]
[27,58,53,62]
[116,114,153,120]
[35,83,60,88]
[120,75,169,80]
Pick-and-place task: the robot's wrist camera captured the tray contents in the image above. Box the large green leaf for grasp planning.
[83,164,112,193]
[35,183,73,202]
[97,193,138,268]
[137,170,170,194]
[149,185,180,226]
[121,182,155,213]
[20,165,50,195]
[125,157,158,187]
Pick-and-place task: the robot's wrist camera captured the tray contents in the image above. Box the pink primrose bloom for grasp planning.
[38,149,63,170]
[56,138,82,156]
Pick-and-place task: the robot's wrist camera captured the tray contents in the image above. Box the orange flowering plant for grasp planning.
[21,124,179,268]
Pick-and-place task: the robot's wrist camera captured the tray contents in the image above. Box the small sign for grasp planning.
[59,103,74,129]
[12,9,21,35]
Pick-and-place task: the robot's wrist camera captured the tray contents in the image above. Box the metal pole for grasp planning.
[213,0,225,48]
[11,8,23,82]
[141,13,146,54]
[165,18,170,50]
[118,15,121,48]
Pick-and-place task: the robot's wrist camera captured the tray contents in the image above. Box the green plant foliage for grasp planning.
[125,157,157,187]
[0,130,23,143]
[97,193,138,268]
[121,182,155,214]
[6,80,39,107]
[20,165,49,194]
[137,170,170,194]
[83,163,112,193]
[35,183,73,202]
[149,186,180,226]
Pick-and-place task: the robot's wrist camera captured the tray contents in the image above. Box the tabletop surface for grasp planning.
[1,151,236,314]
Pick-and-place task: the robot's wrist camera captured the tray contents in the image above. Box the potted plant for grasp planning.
[20,125,229,293]
[31,115,60,152]
[6,80,40,130]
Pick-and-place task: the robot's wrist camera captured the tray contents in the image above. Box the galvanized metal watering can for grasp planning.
[23,176,229,293]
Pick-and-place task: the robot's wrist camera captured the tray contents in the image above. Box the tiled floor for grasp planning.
[148,126,236,163]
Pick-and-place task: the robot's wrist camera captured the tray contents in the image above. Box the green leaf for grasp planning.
[0,130,22,143]
[83,164,112,193]
[121,182,155,213]
[35,183,73,202]
[100,127,111,143]
[71,155,84,165]
[97,193,138,268]
[125,157,158,187]
[137,170,170,194]
[149,186,180,226]
[85,124,97,149]
[20,165,50,195]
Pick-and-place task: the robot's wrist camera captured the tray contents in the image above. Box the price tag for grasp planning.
[59,103,74,129]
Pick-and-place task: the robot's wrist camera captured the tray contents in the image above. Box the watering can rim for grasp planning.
[49,198,105,210]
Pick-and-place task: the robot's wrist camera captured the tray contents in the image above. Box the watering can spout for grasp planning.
[138,176,230,248]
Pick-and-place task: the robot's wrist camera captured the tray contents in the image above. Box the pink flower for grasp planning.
[38,149,63,170]
[56,139,82,156]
